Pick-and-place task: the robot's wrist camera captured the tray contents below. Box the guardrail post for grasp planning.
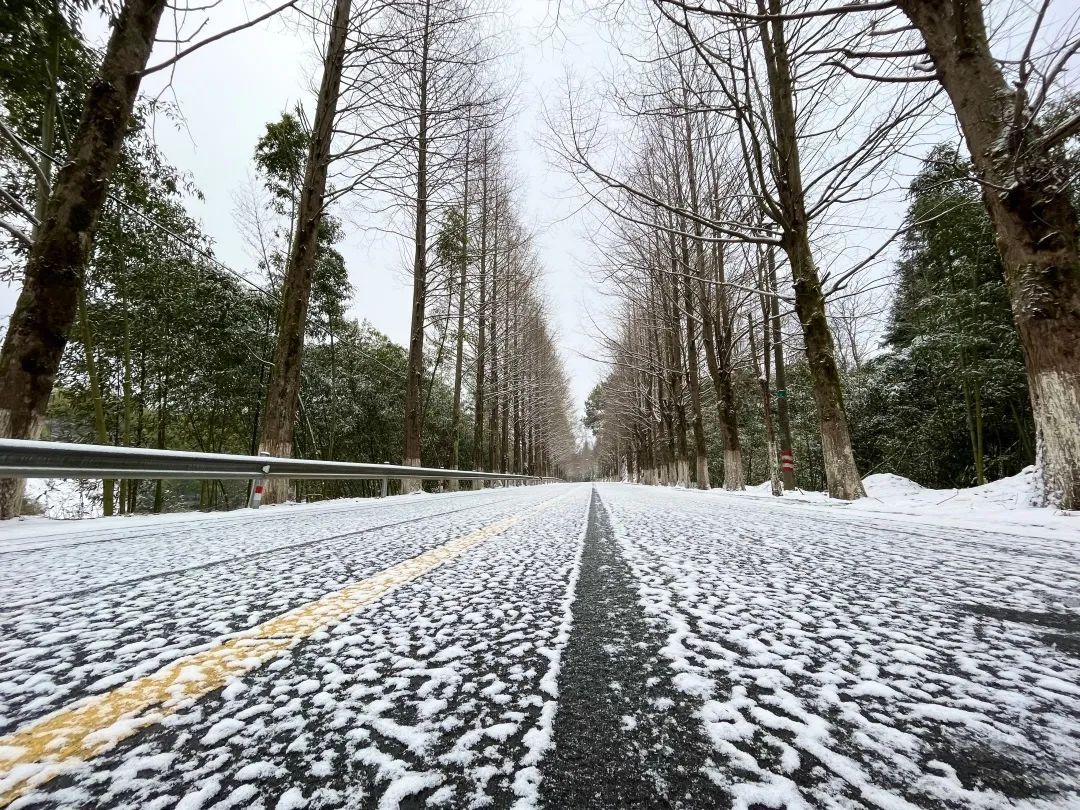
[248,450,272,509]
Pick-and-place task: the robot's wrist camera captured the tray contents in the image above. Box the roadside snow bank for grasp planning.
[736,466,1075,540]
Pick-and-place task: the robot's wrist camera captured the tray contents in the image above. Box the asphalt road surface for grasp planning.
[0,483,1077,809]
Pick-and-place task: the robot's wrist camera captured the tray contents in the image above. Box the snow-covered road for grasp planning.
[0,483,1076,809]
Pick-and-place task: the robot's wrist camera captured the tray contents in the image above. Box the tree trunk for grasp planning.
[767,249,796,490]
[448,134,471,490]
[784,229,864,499]
[0,0,167,519]
[759,0,864,499]
[959,348,987,486]
[700,243,744,490]
[499,272,510,474]
[328,316,336,460]
[259,0,352,503]
[679,245,709,489]
[77,287,113,515]
[899,0,1080,508]
[512,287,523,473]
[487,186,500,475]
[672,111,711,490]
[401,0,433,493]
[246,306,272,505]
[700,159,745,490]
[472,151,488,485]
[750,310,782,497]
[662,241,690,487]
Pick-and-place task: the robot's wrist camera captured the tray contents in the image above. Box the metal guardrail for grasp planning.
[0,439,556,507]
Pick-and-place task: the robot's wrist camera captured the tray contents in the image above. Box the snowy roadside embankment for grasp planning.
[734,466,1077,541]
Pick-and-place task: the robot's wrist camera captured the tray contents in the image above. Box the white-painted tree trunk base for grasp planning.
[722,449,744,491]
[1032,369,1080,509]
[401,456,422,494]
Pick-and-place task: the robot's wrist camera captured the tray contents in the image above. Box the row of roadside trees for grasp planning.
[564,0,1079,507]
[0,0,577,517]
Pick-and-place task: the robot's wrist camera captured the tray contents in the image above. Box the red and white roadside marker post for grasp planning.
[776,386,796,491]
[781,450,795,478]
[248,451,272,509]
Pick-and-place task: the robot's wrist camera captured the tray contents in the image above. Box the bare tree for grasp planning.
[552,1,938,498]
[652,0,1080,507]
[0,0,304,518]
[334,0,502,488]
[258,0,353,503]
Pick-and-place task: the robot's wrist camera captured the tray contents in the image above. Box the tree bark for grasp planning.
[472,150,489,485]
[672,109,711,489]
[749,311,782,496]
[899,0,1080,508]
[0,0,167,519]
[487,185,500,475]
[767,249,796,490]
[512,298,523,473]
[758,0,864,499]
[662,237,690,487]
[447,133,471,490]
[499,268,510,474]
[699,148,745,490]
[401,0,434,492]
[700,242,744,490]
[259,0,352,503]
[678,238,709,489]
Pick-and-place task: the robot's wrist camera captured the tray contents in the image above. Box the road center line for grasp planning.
[0,505,538,807]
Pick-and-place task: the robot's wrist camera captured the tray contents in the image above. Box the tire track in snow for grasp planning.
[598,483,1080,809]
[1,496,522,611]
[0,489,565,737]
[0,490,508,555]
[539,488,725,809]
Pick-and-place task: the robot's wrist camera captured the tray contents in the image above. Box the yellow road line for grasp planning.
[0,509,529,807]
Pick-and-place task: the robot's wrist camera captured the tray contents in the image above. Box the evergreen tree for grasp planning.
[851,146,1033,488]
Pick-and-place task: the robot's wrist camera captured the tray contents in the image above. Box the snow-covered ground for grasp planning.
[600,483,1080,809]
[20,478,104,521]
[737,467,1078,541]
[0,482,1076,809]
[0,487,473,547]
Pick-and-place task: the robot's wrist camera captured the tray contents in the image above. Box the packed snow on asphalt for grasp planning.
[0,481,1076,809]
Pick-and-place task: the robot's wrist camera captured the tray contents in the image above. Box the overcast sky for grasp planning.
[0,0,611,417]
